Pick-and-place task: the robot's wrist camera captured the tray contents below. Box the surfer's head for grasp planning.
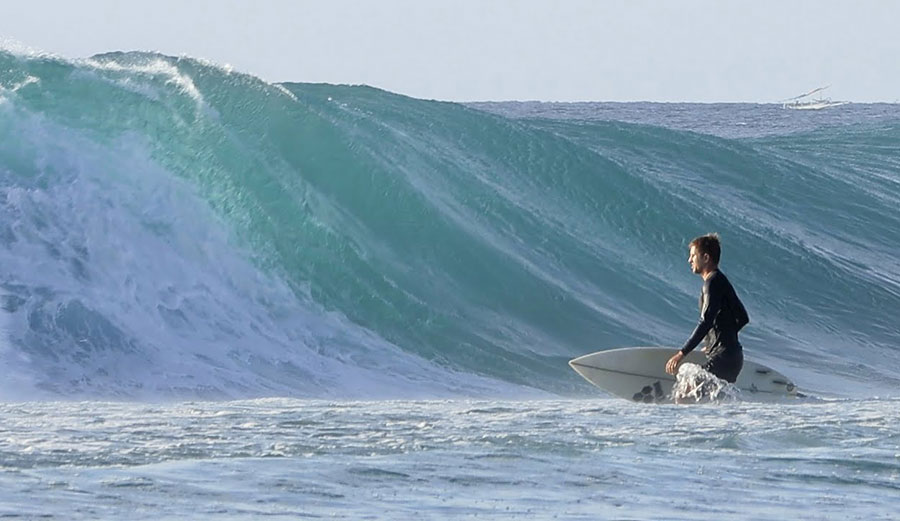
[688,233,720,274]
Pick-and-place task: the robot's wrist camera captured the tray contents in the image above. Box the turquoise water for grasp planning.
[1,49,899,400]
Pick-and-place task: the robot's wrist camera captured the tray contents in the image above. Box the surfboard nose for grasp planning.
[568,354,589,367]
[567,356,592,381]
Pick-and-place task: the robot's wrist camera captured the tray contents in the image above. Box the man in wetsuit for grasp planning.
[665,233,749,383]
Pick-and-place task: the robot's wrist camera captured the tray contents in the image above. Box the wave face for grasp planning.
[2,50,899,399]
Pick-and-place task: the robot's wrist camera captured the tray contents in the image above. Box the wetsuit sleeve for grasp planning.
[680,278,724,355]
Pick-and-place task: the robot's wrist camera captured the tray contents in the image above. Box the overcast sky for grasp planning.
[2,0,898,102]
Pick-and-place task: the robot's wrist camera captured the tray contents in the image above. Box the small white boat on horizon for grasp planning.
[781,86,848,110]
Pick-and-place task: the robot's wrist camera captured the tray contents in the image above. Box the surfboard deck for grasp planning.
[569,347,798,403]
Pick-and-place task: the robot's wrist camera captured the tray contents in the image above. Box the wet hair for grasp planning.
[690,233,721,265]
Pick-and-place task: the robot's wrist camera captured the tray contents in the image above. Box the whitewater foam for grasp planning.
[671,362,741,403]
[0,91,519,399]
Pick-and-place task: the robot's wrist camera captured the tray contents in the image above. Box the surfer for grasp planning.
[665,233,749,383]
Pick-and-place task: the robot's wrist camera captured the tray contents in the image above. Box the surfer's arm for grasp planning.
[734,293,749,331]
[679,279,724,356]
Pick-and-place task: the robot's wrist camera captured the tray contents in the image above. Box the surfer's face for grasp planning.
[688,245,708,274]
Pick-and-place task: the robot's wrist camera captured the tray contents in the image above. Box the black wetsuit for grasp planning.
[680,270,749,383]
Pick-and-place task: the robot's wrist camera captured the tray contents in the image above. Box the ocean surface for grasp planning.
[1,48,899,519]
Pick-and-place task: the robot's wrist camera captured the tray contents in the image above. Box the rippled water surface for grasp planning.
[2,399,898,520]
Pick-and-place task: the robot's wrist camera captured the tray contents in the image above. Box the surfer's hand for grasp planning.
[665,351,684,375]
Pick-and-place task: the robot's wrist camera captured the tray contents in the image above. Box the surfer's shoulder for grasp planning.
[704,270,729,293]
[709,269,727,283]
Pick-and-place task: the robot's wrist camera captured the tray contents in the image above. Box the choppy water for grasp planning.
[2,399,898,520]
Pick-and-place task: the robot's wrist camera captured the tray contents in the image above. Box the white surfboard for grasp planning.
[569,347,798,403]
